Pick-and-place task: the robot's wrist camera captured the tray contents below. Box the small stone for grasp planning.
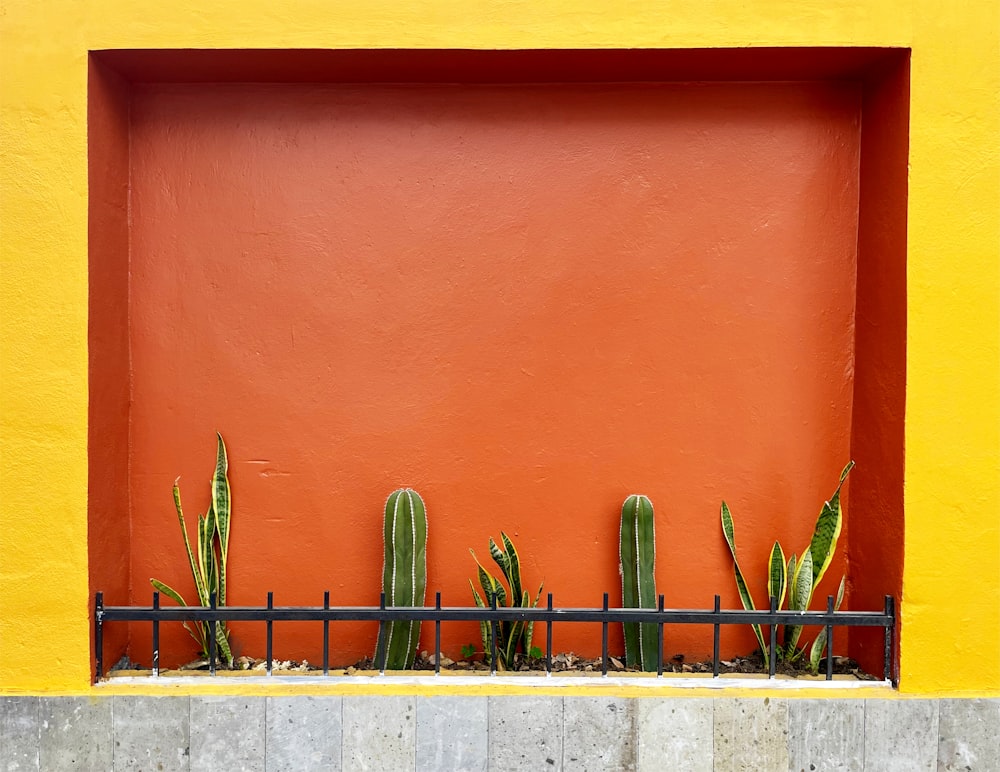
[681,664,693,673]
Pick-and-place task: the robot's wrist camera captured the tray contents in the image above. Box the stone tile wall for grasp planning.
[1,695,997,771]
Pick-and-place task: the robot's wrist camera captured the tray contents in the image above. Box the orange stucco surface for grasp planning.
[95,72,868,667]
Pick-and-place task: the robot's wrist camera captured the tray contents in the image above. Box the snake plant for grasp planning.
[721,461,854,668]
[150,432,234,667]
[469,532,543,671]
[620,494,658,671]
[374,488,428,670]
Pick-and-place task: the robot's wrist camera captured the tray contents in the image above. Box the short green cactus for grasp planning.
[620,494,658,671]
[374,488,428,670]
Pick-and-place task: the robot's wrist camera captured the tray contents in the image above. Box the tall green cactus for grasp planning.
[620,494,658,671]
[375,488,428,670]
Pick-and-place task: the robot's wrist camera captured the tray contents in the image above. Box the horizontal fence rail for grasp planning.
[95,591,895,684]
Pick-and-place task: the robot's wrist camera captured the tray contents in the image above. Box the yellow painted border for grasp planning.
[1,0,998,695]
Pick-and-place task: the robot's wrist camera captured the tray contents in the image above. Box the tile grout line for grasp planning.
[861,698,867,771]
[35,695,42,772]
[560,695,565,771]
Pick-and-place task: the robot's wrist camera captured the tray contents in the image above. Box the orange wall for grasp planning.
[87,58,131,669]
[110,76,862,666]
[848,53,909,676]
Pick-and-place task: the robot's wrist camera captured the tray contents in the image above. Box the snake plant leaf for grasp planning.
[150,578,189,609]
[768,541,787,609]
[472,553,506,608]
[489,537,509,578]
[500,532,523,602]
[213,621,234,666]
[721,501,769,665]
[172,481,210,607]
[782,553,797,651]
[807,461,853,591]
[502,618,526,671]
[808,575,847,673]
[197,511,213,599]
[150,578,207,651]
[524,583,543,657]
[211,433,232,609]
[212,433,231,557]
[791,539,814,611]
[470,582,492,658]
[785,548,814,657]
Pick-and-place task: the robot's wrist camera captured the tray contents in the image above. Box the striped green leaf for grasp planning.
[782,553,797,651]
[721,501,769,666]
[768,541,787,609]
[470,582,492,660]
[211,434,231,615]
[808,575,846,673]
[500,532,523,602]
[785,548,813,658]
[150,578,206,651]
[808,461,853,591]
[170,481,209,607]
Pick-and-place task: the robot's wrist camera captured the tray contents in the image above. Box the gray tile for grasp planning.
[864,699,938,772]
[937,699,1000,772]
[190,696,265,772]
[489,696,563,770]
[714,697,789,772]
[113,696,190,772]
[342,695,414,772]
[787,699,864,772]
[266,696,342,771]
[563,697,635,771]
[415,696,487,772]
[635,698,712,772]
[1,697,39,772]
[38,696,113,771]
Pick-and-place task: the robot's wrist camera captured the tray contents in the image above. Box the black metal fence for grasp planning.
[95,591,895,684]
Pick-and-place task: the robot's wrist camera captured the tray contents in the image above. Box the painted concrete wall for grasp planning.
[121,77,860,667]
[1,0,998,696]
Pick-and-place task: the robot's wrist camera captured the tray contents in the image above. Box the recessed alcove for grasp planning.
[88,48,908,676]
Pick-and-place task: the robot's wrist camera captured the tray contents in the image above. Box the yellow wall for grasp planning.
[1,0,997,695]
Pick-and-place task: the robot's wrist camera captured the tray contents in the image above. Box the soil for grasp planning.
[114,649,877,680]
